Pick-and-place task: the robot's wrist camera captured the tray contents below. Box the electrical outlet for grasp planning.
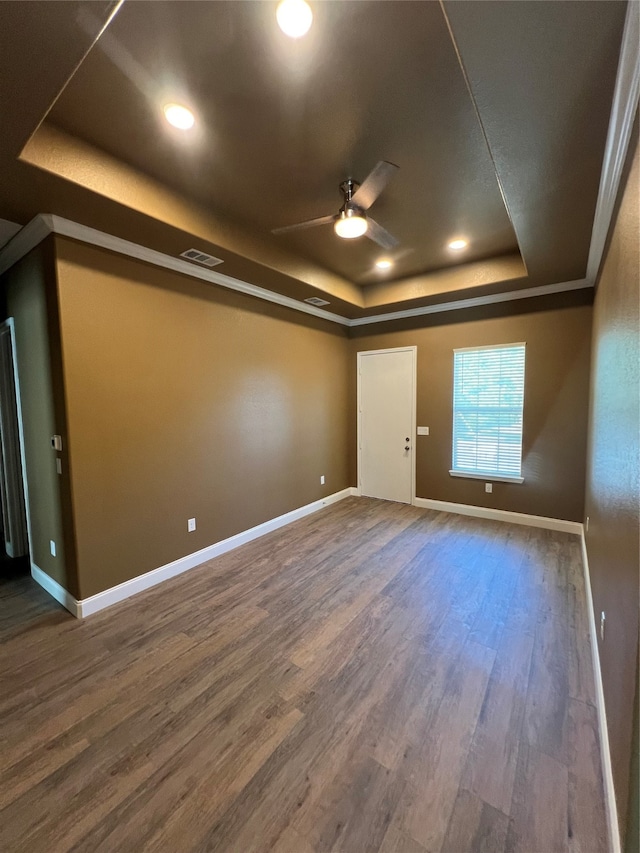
[320,475,325,485]
[188,518,196,532]
[585,515,590,532]
[600,611,606,640]
[50,540,56,557]
[485,483,493,493]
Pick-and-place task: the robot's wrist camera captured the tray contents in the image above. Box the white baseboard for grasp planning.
[580,533,621,853]
[413,497,583,535]
[31,563,80,618]
[32,487,354,619]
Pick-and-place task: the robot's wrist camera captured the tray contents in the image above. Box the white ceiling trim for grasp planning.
[0,214,51,276]
[0,213,594,328]
[0,212,595,328]
[586,0,640,284]
[0,219,21,251]
[46,215,352,326]
[349,279,591,327]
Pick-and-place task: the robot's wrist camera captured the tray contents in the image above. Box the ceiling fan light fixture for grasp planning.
[276,0,313,38]
[334,210,368,239]
[448,238,468,250]
[163,103,195,130]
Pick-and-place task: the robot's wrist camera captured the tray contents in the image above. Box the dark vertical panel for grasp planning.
[0,237,79,596]
[584,121,639,846]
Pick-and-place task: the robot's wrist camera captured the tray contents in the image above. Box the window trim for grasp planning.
[449,469,524,484]
[450,341,526,483]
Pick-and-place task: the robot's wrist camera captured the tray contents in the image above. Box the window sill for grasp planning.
[449,470,524,484]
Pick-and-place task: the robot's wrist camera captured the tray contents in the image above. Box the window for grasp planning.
[450,343,525,482]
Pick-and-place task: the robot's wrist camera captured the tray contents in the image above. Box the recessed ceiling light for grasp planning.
[276,0,313,38]
[375,258,393,270]
[163,103,195,130]
[334,210,368,239]
[448,238,468,250]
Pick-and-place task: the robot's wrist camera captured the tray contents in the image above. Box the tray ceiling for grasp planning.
[0,0,630,320]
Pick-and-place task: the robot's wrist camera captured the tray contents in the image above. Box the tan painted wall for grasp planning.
[0,237,79,595]
[54,237,350,599]
[584,125,639,848]
[349,291,593,521]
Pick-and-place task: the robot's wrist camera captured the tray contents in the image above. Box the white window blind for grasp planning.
[451,343,525,480]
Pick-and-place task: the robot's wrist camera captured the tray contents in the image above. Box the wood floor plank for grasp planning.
[395,640,496,852]
[567,699,608,853]
[440,788,510,853]
[378,824,429,853]
[468,525,529,649]
[0,498,607,853]
[506,742,569,853]
[524,608,570,763]
[272,825,317,853]
[462,626,534,814]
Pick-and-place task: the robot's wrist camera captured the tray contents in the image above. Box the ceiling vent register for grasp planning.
[180,248,224,267]
[304,296,330,307]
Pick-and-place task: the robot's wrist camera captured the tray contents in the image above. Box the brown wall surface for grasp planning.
[0,237,79,595]
[584,126,639,847]
[54,237,351,598]
[349,291,593,521]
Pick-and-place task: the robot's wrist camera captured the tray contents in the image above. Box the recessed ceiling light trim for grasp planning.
[448,239,468,250]
[163,103,195,130]
[276,0,313,38]
[375,258,393,270]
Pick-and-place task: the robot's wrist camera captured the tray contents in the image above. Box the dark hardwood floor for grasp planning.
[0,498,606,852]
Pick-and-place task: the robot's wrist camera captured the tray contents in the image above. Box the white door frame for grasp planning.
[357,345,417,504]
[2,317,33,561]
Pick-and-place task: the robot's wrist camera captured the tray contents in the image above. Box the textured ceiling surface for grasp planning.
[48,1,518,285]
[0,0,629,317]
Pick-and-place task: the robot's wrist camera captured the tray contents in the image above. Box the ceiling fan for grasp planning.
[271,161,399,250]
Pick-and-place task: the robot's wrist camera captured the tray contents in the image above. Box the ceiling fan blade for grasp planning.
[351,161,399,210]
[366,217,399,250]
[271,214,335,235]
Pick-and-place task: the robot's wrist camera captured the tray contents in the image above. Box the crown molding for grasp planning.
[0,219,21,251]
[0,214,51,276]
[45,215,351,326]
[0,213,592,329]
[587,0,640,285]
[348,278,591,326]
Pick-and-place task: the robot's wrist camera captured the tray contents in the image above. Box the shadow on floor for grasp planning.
[0,551,69,638]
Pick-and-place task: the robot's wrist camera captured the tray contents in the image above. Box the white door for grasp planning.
[358,347,416,503]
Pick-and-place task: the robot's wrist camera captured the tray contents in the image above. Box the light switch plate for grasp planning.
[417,426,429,436]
